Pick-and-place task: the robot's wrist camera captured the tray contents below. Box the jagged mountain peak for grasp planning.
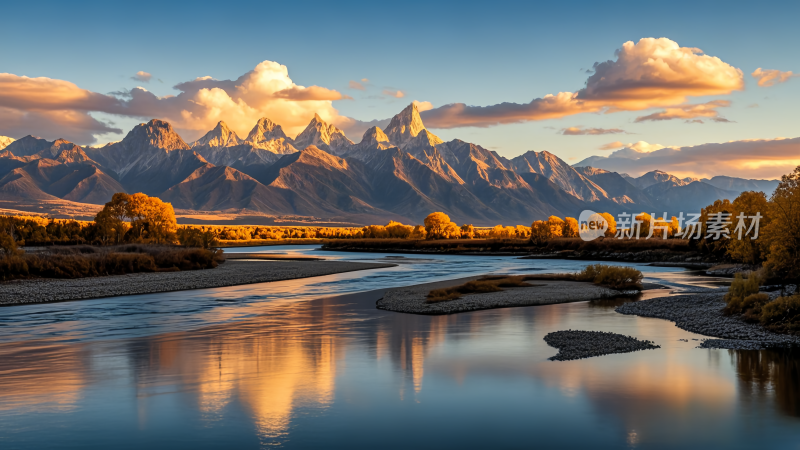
[192,121,242,148]
[361,126,390,145]
[0,136,14,151]
[383,103,431,146]
[246,117,290,143]
[293,114,354,155]
[121,119,190,152]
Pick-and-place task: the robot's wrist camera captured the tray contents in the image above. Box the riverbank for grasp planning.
[377,276,624,315]
[0,260,395,306]
[616,291,800,349]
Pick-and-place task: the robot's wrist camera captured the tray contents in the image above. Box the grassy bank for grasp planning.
[0,245,224,281]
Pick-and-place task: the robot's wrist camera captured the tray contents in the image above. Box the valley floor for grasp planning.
[0,260,394,306]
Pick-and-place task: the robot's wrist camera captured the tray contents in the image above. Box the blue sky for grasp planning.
[1,0,798,176]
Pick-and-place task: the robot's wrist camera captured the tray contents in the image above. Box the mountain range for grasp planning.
[0,104,779,225]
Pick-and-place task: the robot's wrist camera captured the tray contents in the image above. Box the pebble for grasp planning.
[0,261,394,305]
[544,330,660,361]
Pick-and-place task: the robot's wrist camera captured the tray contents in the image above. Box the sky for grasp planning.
[1,0,799,179]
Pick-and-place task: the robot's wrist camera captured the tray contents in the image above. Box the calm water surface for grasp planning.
[0,246,798,449]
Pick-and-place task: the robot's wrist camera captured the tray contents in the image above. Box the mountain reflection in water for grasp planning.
[0,249,798,449]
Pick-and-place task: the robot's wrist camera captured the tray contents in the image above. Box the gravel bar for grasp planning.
[544,330,660,361]
[0,260,395,306]
[615,292,800,349]
[378,278,622,315]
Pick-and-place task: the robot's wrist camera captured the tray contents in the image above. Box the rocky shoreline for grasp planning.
[0,260,395,306]
[615,291,800,349]
[544,330,660,361]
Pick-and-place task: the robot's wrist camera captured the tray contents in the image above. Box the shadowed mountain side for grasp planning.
[517,173,590,216]
[3,136,54,157]
[0,159,125,204]
[41,165,124,204]
[505,151,608,202]
[0,169,61,201]
[194,144,282,180]
[161,165,315,214]
[357,147,496,224]
[85,120,208,196]
[643,181,739,213]
[0,152,27,176]
[701,175,779,195]
[258,146,378,210]
[574,166,656,209]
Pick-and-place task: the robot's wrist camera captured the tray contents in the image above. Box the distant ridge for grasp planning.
[0,104,770,225]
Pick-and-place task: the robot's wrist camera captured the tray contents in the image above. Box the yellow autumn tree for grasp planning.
[95,192,177,244]
[547,216,565,237]
[530,220,551,245]
[762,168,800,286]
[600,212,617,237]
[727,191,770,264]
[563,217,579,238]
[424,212,456,239]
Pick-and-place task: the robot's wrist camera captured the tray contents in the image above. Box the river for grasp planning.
[0,246,798,449]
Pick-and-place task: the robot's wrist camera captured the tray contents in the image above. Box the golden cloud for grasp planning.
[599,141,625,150]
[562,126,626,135]
[132,71,152,83]
[752,68,798,87]
[421,38,744,128]
[582,137,800,179]
[634,100,732,123]
[0,61,351,143]
[412,100,434,112]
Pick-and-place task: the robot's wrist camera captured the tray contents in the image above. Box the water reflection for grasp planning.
[2,286,798,448]
[0,249,796,449]
[731,348,800,418]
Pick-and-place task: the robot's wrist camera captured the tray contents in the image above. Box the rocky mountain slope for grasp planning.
[0,103,773,225]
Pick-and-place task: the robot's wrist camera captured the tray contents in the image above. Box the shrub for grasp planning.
[0,245,224,280]
[740,293,771,322]
[426,275,535,303]
[574,264,643,290]
[724,272,761,314]
[761,295,800,335]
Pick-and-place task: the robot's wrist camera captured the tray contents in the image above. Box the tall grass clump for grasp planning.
[760,295,800,335]
[723,271,762,316]
[426,275,537,303]
[574,264,643,290]
[0,242,224,281]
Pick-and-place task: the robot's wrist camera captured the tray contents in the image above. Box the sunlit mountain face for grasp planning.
[0,103,780,225]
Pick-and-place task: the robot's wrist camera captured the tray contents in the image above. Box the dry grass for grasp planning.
[426,265,644,303]
[426,275,541,303]
[573,264,643,290]
[0,245,224,281]
[761,295,800,335]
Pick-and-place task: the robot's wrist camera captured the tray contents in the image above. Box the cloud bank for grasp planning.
[634,100,732,123]
[0,61,351,143]
[420,38,743,128]
[578,138,800,179]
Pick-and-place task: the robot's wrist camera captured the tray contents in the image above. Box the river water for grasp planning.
[0,246,798,449]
